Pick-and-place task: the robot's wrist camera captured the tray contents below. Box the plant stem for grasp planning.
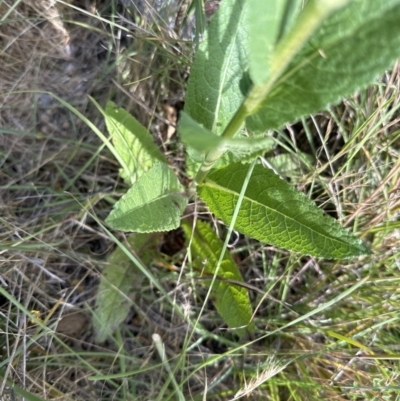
[194,102,249,183]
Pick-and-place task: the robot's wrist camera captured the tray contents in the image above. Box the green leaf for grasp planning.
[266,152,314,179]
[193,0,206,42]
[184,0,249,136]
[198,163,370,259]
[94,233,160,342]
[182,220,254,338]
[248,0,302,85]
[105,101,166,185]
[179,111,274,158]
[247,0,400,131]
[106,162,187,233]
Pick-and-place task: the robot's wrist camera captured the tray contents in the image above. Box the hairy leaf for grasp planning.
[94,233,160,342]
[105,101,166,185]
[184,0,249,136]
[247,0,400,132]
[198,163,370,259]
[106,162,187,232]
[182,220,254,338]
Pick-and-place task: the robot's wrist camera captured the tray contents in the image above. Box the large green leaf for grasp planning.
[198,163,370,259]
[247,0,400,132]
[184,0,249,136]
[105,101,166,185]
[93,233,160,342]
[106,162,187,232]
[182,220,254,338]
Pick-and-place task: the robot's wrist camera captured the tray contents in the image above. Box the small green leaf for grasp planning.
[182,220,254,338]
[247,0,400,131]
[106,162,187,233]
[198,163,370,259]
[179,111,274,158]
[93,233,160,342]
[266,152,314,179]
[105,101,166,185]
[179,111,221,162]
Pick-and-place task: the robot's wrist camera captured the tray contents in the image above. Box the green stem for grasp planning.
[194,101,250,183]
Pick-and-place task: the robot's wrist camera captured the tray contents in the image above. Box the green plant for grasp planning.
[95,0,400,338]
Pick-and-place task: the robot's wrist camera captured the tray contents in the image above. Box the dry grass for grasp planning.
[1,1,400,400]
